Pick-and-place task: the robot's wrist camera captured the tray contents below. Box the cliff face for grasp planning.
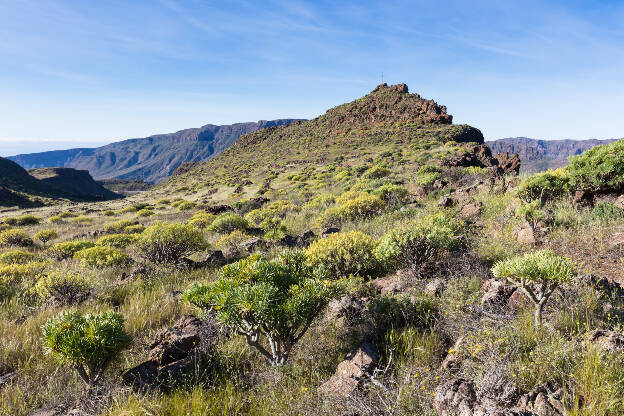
[486,137,618,172]
[8,119,302,183]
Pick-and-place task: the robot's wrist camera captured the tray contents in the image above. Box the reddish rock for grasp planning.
[318,342,378,400]
[459,202,482,219]
[370,274,408,295]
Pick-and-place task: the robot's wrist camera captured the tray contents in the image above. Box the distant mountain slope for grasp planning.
[486,137,618,172]
[0,157,120,208]
[8,119,301,183]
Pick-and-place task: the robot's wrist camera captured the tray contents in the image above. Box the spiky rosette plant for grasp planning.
[42,310,131,389]
[492,250,576,329]
[183,250,340,366]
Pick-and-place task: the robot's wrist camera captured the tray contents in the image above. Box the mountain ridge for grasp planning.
[486,137,618,172]
[8,119,302,183]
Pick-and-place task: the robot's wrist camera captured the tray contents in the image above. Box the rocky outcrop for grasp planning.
[123,315,220,392]
[318,342,379,400]
[449,145,521,176]
[434,378,563,416]
[588,329,624,352]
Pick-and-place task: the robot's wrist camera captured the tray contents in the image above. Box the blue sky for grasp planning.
[1,0,623,155]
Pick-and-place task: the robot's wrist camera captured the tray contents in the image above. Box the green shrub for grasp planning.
[590,201,623,223]
[183,250,340,366]
[2,214,41,226]
[0,249,38,265]
[103,210,116,216]
[96,233,138,248]
[48,240,96,260]
[0,261,48,299]
[373,183,409,204]
[374,213,463,275]
[187,212,215,229]
[568,139,624,191]
[75,246,131,267]
[103,219,137,234]
[157,198,171,205]
[245,200,299,226]
[517,168,570,203]
[362,165,390,179]
[34,229,58,246]
[304,231,379,279]
[42,310,131,388]
[208,213,249,233]
[303,194,335,210]
[124,224,145,234]
[320,194,385,227]
[260,217,287,240]
[215,230,249,253]
[33,271,91,305]
[177,201,197,211]
[515,200,546,228]
[0,229,33,247]
[135,222,207,264]
[69,215,93,224]
[136,209,154,217]
[118,206,137,214]
[416,165,442,186]
[492,250,576,329]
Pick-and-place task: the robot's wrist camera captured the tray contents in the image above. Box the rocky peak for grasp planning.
[318,83,453,129]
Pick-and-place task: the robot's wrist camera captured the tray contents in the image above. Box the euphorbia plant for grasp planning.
[492,250,576,330]
[42,310,131,388]
[184,250,340,366]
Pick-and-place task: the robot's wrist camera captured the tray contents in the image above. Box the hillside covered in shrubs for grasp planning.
[0,85,623,416]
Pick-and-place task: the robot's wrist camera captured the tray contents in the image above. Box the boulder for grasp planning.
[515,225,537,245]
[438,195,455,208]
[425,278,446,297]
[370,274,409,295]
[459,202,483,219]
[588,329,624,352]
[321,227,340,237]
[494,152,521,175]
[318,342,378,400]
[481,279,516,310]
[615,194,624,209]
[279,235,298,248]
[514,383,564,416]
[433,379,478,416]
[297,230,316,247]
[240,237,266,253]
[204,205,232,214]
[199,250,227,268]
[123,315,220,392]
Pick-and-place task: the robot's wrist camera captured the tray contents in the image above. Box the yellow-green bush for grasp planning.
[33,270,91,303]
[373,183,409,204]
[215,230,249,252]
[96,233,138,248]
[0,261,48,299]
[124,224,145,234]
[320,194,385,226]
[103,219,137,234]
[135,222,207,264]
[0,249,38,265]
[103,210,116,216]
[518,168,570,203]
[208,213,249,233]
[361,165,390,179]
[303,194,335,210]
[177,201,197,211]
[187,212,215,229]
[69,215,93,224]
[2,214,41,226]
[75,246,131,267]
[136,209,154,217]
[0,229,33,247]
[48,240,96,260]
[34,229,58,246]
[304,231,378,279]
[245,200,300,226]
[374,213,463,274]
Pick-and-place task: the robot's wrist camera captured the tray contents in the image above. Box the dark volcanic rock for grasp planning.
[123,315,220,392]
